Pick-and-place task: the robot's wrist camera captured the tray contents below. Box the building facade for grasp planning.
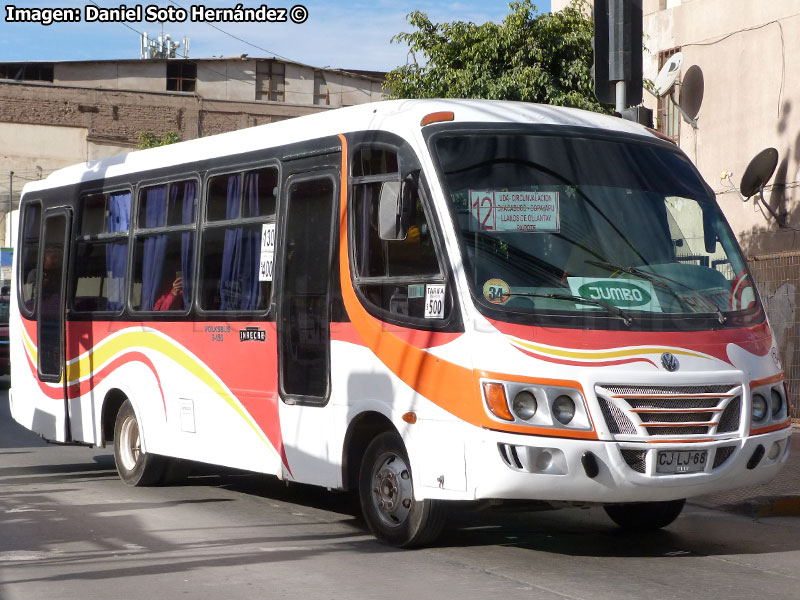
[0,57,385,247]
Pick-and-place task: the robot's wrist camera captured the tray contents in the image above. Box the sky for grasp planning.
[1,1,551,72]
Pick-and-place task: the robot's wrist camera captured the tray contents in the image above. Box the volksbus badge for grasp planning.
[661,352,680,372]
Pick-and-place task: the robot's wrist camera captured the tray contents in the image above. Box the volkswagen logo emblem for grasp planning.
[661,352,680,372]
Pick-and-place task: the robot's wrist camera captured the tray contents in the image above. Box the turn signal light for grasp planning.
[420,111,454,127]
[483,382,513,421]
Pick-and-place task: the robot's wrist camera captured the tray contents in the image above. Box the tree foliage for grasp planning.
[136,130,181,149]
[385,0,606,112]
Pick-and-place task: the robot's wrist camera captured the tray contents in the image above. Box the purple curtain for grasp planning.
[106,191,130,310]
[220,175,242,310]
[141,186,168,310]
[240,172,262,310]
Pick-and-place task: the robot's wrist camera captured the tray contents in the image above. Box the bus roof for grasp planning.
[21,99,656,194]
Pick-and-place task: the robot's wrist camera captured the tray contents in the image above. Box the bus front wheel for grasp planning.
[358,431,446,548]
[113,400,165,486]
[604,498,686,531]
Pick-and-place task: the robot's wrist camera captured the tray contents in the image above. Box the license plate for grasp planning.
[656,450,707,474]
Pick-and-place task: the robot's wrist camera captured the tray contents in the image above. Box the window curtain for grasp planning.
[140,187,168,310]
[176,181,196,310]
[106,191,130,310]
[220,175,242,310]
[219,173,262,311]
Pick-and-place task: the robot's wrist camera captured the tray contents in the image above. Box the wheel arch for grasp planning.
[341,410,398,492]
[100,388,129,446]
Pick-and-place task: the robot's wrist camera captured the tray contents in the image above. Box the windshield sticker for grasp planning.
[259,223,275,282]
[408,284,425,299]
[567,277,662,312]
[483,278,511,304]
[424,284,446,319]
[469,191,559,232]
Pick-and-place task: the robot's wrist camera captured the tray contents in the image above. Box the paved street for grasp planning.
[2,381,799,600]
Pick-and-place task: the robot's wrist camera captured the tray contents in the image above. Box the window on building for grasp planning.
[131,180,197,312]
[199,166,278,312]
[73,190,132,313]
[657,48,681,144]
[256,61,285,102]
[313,71,329,106]
[166,61,196,92]
[0,63,53,82]
[350,146,451,323]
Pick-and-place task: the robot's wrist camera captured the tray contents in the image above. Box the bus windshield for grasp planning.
[432,130,759,327]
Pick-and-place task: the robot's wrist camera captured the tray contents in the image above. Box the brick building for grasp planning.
[0,56,385,247]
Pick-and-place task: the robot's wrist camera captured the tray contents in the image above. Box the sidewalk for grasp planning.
[692,428,800,517]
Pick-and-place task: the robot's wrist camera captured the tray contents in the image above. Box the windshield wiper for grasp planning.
[585,259,727,324]
[506,292,633,326]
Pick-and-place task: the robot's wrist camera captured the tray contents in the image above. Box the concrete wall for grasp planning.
[642,0,800,256]
[55,61,165,92]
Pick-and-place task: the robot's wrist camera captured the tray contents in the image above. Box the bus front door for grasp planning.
[277,171,339,485]
[35,208,72,442]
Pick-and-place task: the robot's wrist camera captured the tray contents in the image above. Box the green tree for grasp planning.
[385,0,606,112]
[136,130,181,149]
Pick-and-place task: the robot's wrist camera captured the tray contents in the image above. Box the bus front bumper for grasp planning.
[466,426,793,504]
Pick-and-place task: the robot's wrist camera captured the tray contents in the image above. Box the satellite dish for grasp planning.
[740,148,778,198]
[739,147,785,226]
[653,52,683,97]
[679,65,704,122]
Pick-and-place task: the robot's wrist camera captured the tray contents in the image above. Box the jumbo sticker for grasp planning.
[483,278,510,304]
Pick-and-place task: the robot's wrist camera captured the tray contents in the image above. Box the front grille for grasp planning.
[620,449,647,473]
[596,384,742,440]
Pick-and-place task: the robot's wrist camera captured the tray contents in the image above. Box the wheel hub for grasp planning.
[371,453,413,526]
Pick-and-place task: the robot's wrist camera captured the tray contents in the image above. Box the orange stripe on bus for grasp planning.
[749,372,784,389]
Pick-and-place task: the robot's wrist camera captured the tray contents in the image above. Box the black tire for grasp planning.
[358,431,446,548]
[604,498,686,531]
[113,400,165,486]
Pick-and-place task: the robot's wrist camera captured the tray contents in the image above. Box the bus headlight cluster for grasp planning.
[750,382,788,428]
[752,393,768,422]
[481,380,591,430]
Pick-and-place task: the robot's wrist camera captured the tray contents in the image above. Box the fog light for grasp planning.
[512,391,538,421]
[767,442,781,460]
[553,395,576,425]
[536,450,553,471]
[752,394,768,422]
[770,388,783,417]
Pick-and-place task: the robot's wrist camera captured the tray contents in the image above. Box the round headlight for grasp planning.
[553,395,576,425]
[512,391,538,421]
[752,393,768,422]
[770,388,783,417]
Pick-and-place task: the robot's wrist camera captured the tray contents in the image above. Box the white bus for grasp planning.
[9,99,792,546]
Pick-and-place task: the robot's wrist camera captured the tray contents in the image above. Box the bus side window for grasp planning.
[351,146,449,323]
[19,202,42,315]
[73,191,131,313]
[200,166,277,312]
[131,180,197,312]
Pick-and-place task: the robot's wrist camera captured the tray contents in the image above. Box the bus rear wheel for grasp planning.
[113,400,165,486]
[604,498,685,531]
[358,431,446,548]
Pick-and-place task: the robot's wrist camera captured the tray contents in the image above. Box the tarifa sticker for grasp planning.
[483,278,511,304]
[424,284,446,319]
[469,190,559,232]
[259,223,275,282]
[567,277,662,312]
